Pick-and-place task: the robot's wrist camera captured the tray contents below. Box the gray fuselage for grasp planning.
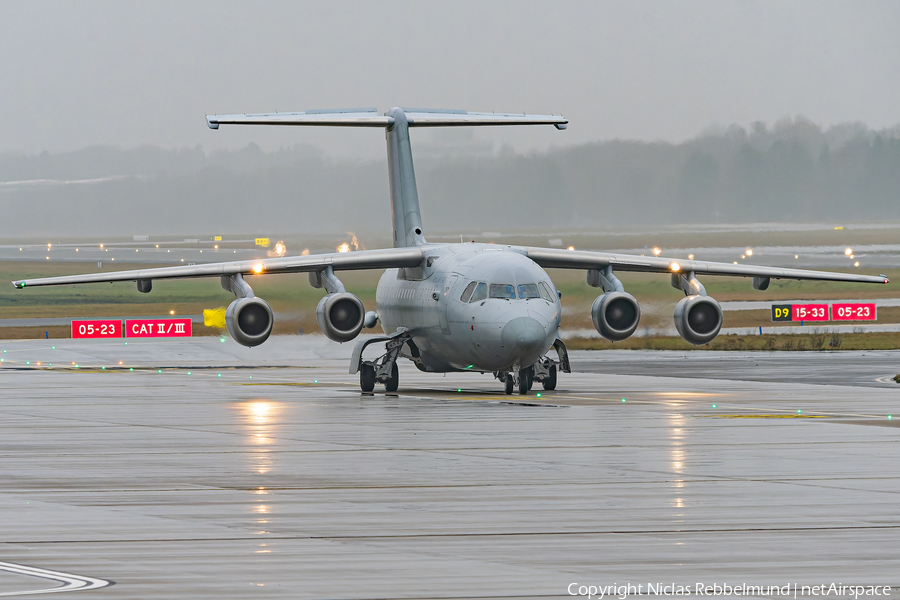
[376,243,561,372]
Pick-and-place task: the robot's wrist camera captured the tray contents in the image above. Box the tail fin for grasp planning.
[207,107,567,248]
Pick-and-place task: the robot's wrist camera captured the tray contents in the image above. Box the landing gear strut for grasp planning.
[496,339,571,395]
[351,331,411,393]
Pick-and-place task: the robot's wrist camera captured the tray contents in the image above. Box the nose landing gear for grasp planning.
[496,339,571,395]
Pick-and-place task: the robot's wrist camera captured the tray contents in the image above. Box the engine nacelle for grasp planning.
[226,297,274,347]
[591,292,641,341]
[316,292,365,342]
[674,295,723,345]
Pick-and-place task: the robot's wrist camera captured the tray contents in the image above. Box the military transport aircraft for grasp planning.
[13,108,889,394]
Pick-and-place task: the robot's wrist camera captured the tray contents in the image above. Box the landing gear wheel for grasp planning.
[542,364,557,391]
[384,362,399,392]
[505,375,514,395]
[360,364,375,392]
[518,370,530,395]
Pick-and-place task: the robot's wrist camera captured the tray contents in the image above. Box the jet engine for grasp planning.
[316,292,365,342]
[674,295,723,345]
[591,292,641,341]
[226,297,274,347]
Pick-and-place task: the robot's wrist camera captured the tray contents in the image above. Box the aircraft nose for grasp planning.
[501,316,547,364]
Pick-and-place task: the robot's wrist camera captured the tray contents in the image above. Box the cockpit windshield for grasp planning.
[469,282,488,302]
[463,281,555,302]
[489,284,517,299]
[517,283,541,299]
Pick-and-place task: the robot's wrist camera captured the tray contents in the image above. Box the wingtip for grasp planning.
[206,115,219,130]
[12,281,24,289]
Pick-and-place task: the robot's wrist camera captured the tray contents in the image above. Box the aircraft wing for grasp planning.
[523,247,889,285]
[12,247,423,289]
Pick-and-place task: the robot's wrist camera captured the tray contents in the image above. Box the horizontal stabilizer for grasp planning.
[207,108,567,130]
[207,108,389,129]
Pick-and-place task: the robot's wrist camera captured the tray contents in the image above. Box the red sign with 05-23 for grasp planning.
[125,318,192,338]
[792,304,829,321]
[72,319,122,339]
[832,303,877,321]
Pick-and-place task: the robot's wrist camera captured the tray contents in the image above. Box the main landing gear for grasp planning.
[351,331,410,393]
[496,339,571,395]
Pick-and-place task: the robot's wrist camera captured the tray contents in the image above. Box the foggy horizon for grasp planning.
[2,1,898,159]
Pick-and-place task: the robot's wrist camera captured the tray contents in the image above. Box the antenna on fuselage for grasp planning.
[206,107,567,248]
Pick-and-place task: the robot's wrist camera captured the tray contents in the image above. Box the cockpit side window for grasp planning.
[517,283,541,299]
[489,284,516,299]
[469,282,488,302]
[459,281,477,302]
[539,281,555,302]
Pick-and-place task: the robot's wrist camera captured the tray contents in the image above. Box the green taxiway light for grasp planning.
[128,367,132,372]
[157,370,162,374]
[314,380,318,384]
[621,398,626,402]
[26,361,29,365]
[51,346,55,350]
[536,393,541,398]
[217,373,222,377]
[888,415,893,420]
[220,338,226,343]
[797,410,802,414]
[249,376,252,379]
[187,372,192,375]
[124,342,128,345]
[457,388,462,392]
[712,404,717,408]
[101,366,105,370]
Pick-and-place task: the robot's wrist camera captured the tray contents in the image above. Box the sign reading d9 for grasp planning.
[72,319,122,339]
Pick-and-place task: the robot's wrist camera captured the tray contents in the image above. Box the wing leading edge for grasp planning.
[12,247,423,289]
[524,247,889,285]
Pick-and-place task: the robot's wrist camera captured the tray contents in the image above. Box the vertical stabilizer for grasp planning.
[385,108,426,248]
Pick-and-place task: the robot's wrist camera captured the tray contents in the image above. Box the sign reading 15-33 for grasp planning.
[771,303,876,322]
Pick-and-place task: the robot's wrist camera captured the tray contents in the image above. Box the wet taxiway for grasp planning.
[1,336,898,598]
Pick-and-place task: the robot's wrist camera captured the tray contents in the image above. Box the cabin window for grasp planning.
[460,281,477,302]
[517,283,541,299]
[489,284,516,299]
[539,281,555,302]
[469,282,488,302]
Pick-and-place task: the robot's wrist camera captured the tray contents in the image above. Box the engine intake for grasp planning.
[226,297,274,347]
[316,292,365,342]
[591,292,641,341]
[674,295,723,345]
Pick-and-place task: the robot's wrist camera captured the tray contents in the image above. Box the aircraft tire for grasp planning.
[360,364,375,392]
[542,365,557,391]
[384,362,399,393]
[505,375,514,395]
[518,370,530,395]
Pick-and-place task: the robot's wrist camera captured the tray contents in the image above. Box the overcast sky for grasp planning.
[1,1,898,159]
